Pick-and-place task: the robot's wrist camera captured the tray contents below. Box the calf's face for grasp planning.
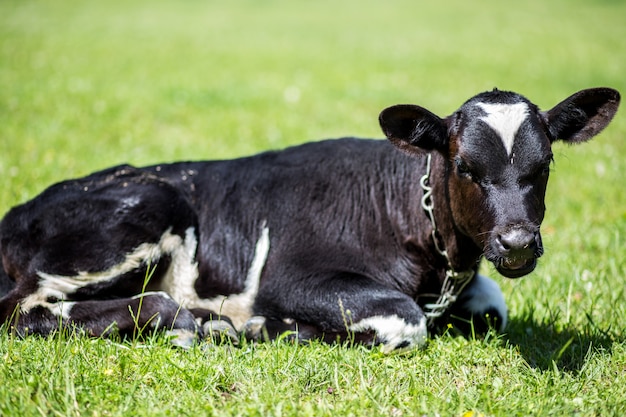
[380,88,620,278]
[446,92,553,278]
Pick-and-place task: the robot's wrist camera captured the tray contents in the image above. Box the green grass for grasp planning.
[3,333,624,416]
[1,0,625,415]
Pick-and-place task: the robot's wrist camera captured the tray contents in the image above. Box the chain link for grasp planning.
[419,153,475,326]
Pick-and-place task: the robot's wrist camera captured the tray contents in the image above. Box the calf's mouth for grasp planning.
[486,226,544,279]
[495,257,538,279]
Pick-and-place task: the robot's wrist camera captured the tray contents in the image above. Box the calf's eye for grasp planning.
[532,163,551,179]
[521,163,551,185]
[455,158,474,180]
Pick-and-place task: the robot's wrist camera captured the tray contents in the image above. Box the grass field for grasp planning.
[1,0,625,415]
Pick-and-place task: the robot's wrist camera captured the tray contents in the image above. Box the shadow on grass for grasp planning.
[503,307,620,372]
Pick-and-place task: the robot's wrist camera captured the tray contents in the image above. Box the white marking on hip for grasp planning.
[21,229,183,314]
[477,102,528,156]
[349,314,427,353]
[20,224,270,332]
[161,223,270,330]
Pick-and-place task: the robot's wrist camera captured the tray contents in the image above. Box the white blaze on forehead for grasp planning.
[476,102,529,156]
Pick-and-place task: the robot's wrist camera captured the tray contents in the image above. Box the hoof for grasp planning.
[165,329,197,349]
[241,316,267,341]
[202,319,240,345]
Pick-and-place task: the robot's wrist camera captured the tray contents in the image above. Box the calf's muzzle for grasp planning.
[491,224,543,278]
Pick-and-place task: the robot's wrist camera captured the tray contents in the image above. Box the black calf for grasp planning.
[0,88,619,351]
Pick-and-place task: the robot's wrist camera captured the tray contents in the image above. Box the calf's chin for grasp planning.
[494,258,537,279]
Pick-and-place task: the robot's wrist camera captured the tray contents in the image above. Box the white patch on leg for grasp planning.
[161,224,270,330]
[21,229,183,313]
[476,102,528,156]
[461,274,508,331]
[49,300,76,319]
[349,314,427,353]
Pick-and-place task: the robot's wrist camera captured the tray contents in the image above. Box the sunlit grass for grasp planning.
[1,0,625,415]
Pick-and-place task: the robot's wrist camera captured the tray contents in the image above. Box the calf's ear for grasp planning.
[379,104,448,155]
[542,87,620,144]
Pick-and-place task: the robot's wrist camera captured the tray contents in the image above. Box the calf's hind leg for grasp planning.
[10,293,199,347]
[0,167,201,344]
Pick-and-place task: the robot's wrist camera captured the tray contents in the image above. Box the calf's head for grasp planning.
[380,88,620,278]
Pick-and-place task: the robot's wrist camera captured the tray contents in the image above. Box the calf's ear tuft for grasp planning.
[541,88,620,144]
[379,104,448,155]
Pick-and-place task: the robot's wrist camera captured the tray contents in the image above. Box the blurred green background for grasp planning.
[1,0,623,194]
[1,0,625,415]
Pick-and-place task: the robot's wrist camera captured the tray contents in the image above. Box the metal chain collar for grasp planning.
[419,153,475,326]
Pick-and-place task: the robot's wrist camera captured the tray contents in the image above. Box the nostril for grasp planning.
[497,234,511,251]
[498,228,536,253]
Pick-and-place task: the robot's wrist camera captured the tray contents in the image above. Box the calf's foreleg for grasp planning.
[249,272,428,353]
